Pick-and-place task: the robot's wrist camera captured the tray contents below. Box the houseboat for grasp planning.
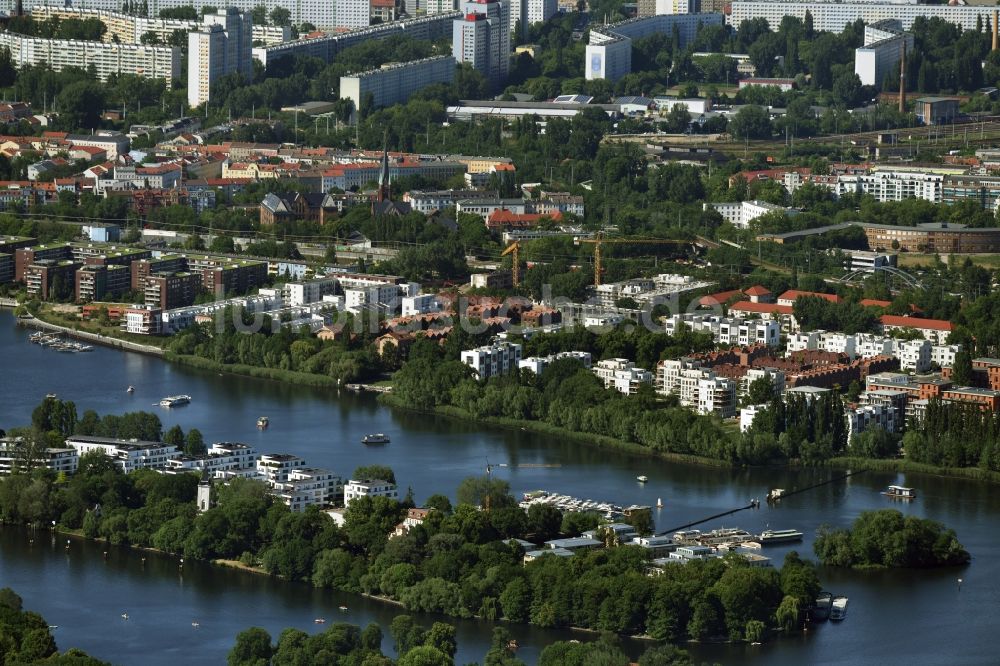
[884,485,916,500]
[830,596,849,621]
[159,395,191,408]
[811,591,833,622]
[362,433,390,445]
[758,529,804,545]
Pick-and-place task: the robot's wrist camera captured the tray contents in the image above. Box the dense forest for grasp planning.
[813,510,970,568]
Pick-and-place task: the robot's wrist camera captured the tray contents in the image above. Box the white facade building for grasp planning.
[273,467,339,512]
[896,339,932,373]
[931,344,961,369]
[341,56,456,113]
[337,0,373,28]
[344,478,399,504]
[0,31,179,83]
[401,293,442,317]
[586,13,724,81]
[854,19,914,89]
[187,8,253,108]
[697,376,737,418]
[728,1,996,33]
[453,0,511,91]
[741,368,785,398]
[509,0,557,38]
[739,404,767,433]
[664,313,780,348]
[518,350,592,374]
[461,341,523,379]
[847,403,897,440]
[0,438,78,476]
[257,453,307,484]
[704,200,795,229]
[593,358,653,395]
[166,442,259,476]
[65,436,179,473]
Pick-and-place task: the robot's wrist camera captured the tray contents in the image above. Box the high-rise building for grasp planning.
[187,8,253,108]
[336,0,373,28]
[340,56,457,114]
[854,19,913,90]
[426,0,457,13]
[453,0,510,91]
[509,0,556,39]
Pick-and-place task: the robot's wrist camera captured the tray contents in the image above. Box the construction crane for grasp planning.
[575,232,691,286]
[500,241,520,287]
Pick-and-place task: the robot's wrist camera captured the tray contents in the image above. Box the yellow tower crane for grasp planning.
[500,241,521,287]
[575,233,692,286]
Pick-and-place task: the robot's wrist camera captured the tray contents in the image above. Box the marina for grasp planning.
[29,331,93,353]
[519,490,648,521]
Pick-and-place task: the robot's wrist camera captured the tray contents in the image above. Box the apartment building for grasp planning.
[728,1,995,32]
[586,13,724,81]
[461,341,523,379]
[741,367,785,398]
[344,478,399,504]
[340,56,456,113]
[144,271,201,310]
[854,19,913,89]
[664,313,781,348]
[273,467,339,512]
[166,442,260,476]
[593,358,653,395]
[74,264,129,302]
[14,243,73,282]
[0,438,78,476]
[847,403,897,440]
[65,435,179,473]
[453,0,510,91]
[188,8,253,108]
[705,200,795,229]
[509,0,557,38]
[24,260,81,300]
[0,31,180,82]
[121,305,162,335]
[697,376,737,418]
[518,351,592,375]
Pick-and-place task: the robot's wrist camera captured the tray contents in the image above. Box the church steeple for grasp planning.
[376,130,390,204]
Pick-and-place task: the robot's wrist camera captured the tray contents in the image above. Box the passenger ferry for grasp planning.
[884,485,916,500]
[159,395,191,408]
[362,433,390,445]
[830,596,849,621]
[758,529,804,545]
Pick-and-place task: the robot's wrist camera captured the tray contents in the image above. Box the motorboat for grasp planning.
[127,386,135,393]
[257,416,269,429]
[314,618,326,624]
[159,395,191,408]
[758,529,804,545]
[767,488,786,503]
[811,592,833,622]
[362,433,390,445]
[636,475,649,483]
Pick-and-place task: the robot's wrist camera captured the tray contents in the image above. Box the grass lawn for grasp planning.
[896,253,1000,269]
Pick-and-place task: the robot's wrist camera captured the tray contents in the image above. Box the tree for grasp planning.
[269,6,291,26]
[55,81,106,130]
[164,424,185,450]
[250,4,268,25]
[398,646,453,666]
[425,623,457,659]
[729,105,772,140]
[352,465,395,483]
[664,104,691,133]
[228,627,273,666]
[456,476,513,510]
[951,349,973,386]
[746,376,773,405]
[186,428,206,455]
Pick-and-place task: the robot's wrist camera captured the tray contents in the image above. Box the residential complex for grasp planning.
[509,0,557,39]
[340,56,457,114]
[585,13,724,81]
[727,0,996,32]
[704,200,797,229]
[461,341,523,379]
[854,19,913,90]
[0,31,180,83]
[593,358,653,395]
[188,8,254,108]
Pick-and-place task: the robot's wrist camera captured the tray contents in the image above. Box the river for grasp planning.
[0,310,996,665]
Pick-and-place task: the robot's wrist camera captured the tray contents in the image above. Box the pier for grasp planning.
[17,315,164,357]
[344,383,392,394]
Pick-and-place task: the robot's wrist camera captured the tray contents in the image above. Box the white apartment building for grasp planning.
[187,8,253,108]
[856,334,894,359]
[854,19,914,89]
[344,478,399,504]
[896,339,931,373]
[341,56,456,114]
[727,1,996,33]
[166,442,259,476]
[657,358,702,396]
[337,0,373,28]
[847,403,896,440]
[585,13,724,81]
[461,341,523,379]
[839,170,944,204]
[679,367,715,406]
[786,331,820,354]
[0,438,78,476]
[273,467,339,512]
[704,200,795,229]
[64,436,179,473]
[0,31,179,83]
[739,404,766,432]
[593,358,653,395]
[741,368,785,398]
[697,376,737,418]
[664,313,780,348]
[518,350,592,374]
[401,293,442,317]
[509,0,557,38]
[931,344,960,369]
[257,453,307,484]
[427,0,458,12]
[453,0,510,91]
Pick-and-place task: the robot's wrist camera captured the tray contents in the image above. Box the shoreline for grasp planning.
[16,313,165,357]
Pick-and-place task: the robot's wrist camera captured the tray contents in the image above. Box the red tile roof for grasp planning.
[860,299,892,308]
[744,285,771,296]
[778,290,841,304]
[880,315,953,332]
[698,289,744,307]
[729,301,793,315]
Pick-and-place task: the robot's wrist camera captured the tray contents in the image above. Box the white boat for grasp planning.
[884,485,916,500]
[767,488,786,502]
[830,596,849,621]
[362,433,390,444]
[758,529,804,545]
[159,395,191,407]
[338,606,348,612]
[257,416,269,429]
[636,475,649,483]
[127,386,135,393]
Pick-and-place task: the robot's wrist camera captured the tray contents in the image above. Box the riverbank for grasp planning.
[379,393,734,469]
[163,351,340,388]
[18,313,165,356]
[823,457,1000,484]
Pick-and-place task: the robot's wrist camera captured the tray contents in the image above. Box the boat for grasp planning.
[767,488,786,503]
[656,497,663,508]
[830,596,849,621]
[758,529,804,545]
[884,485,916,500]
[361,433,390,445]
[45,393,57,399]
[338,606,348,612]
[257,416,269,429]
[127,386,135,393]
[810,592,833,622]
[636,475,649,483]
[191,622,200,628]
[314,618,326,624]
[695,527,756,547]
[159,395,191,407]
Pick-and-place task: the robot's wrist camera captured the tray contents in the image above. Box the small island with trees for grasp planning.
[813,510,970,569]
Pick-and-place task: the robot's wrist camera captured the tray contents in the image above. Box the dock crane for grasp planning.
[575,233,692,286]
[500,241,521,286]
